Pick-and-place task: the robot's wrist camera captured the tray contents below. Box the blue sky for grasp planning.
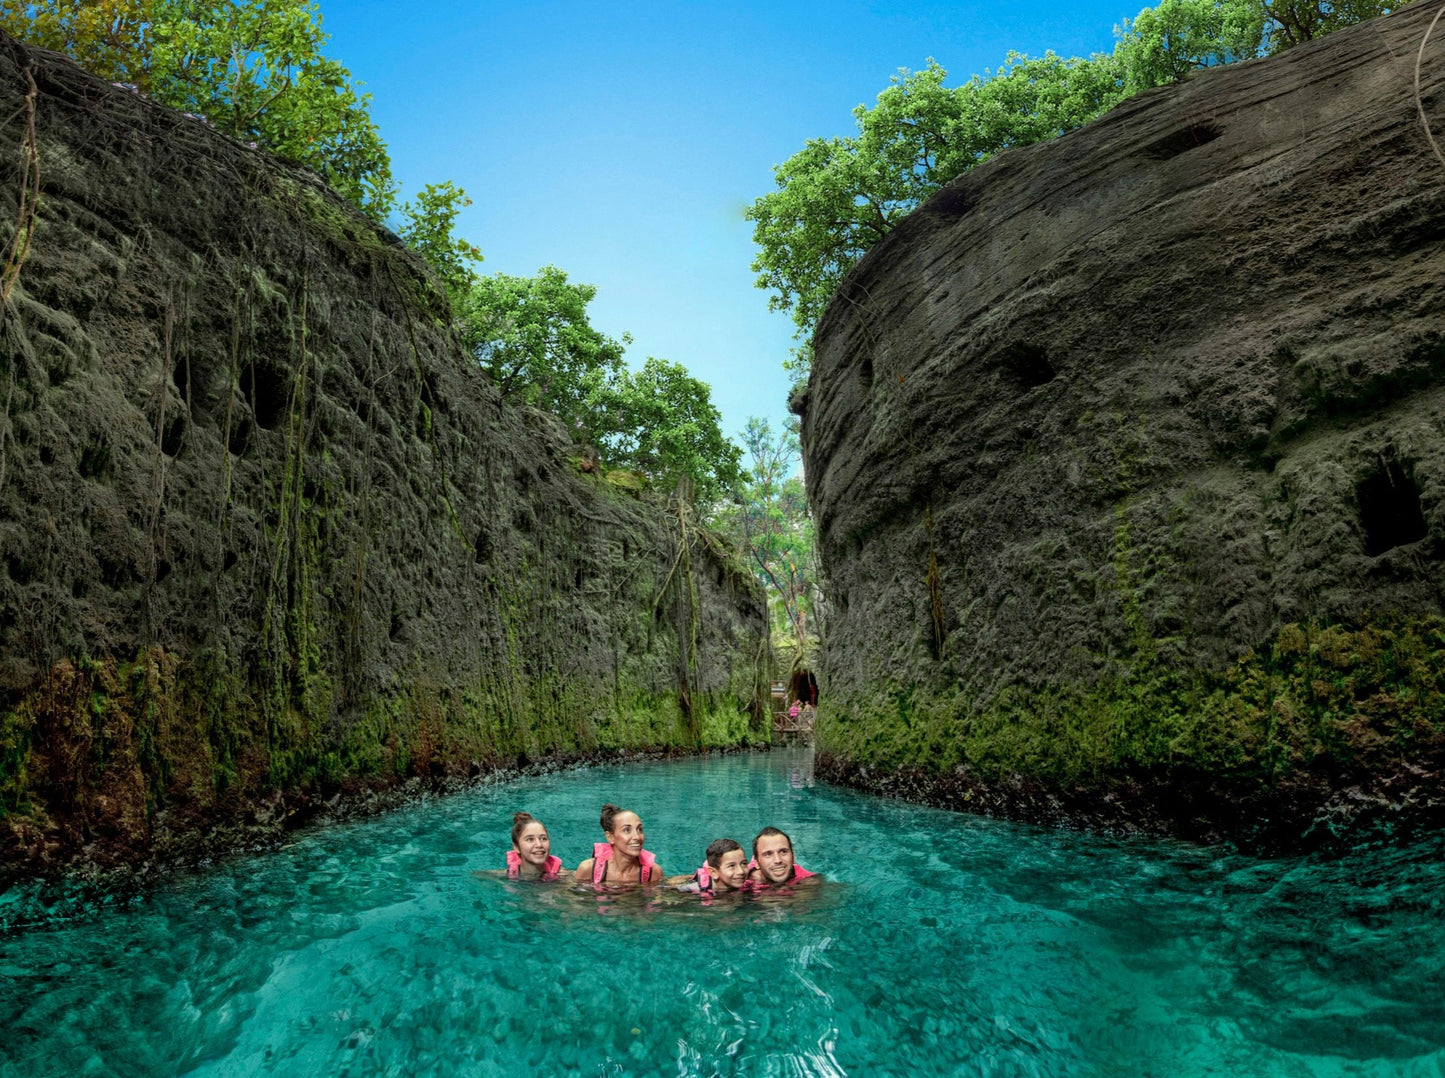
[318,0,1136,443]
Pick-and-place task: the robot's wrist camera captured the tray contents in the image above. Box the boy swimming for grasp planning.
[673,838,749,895]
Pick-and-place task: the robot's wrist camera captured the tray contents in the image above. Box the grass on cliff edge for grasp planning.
[817,617,1445,787]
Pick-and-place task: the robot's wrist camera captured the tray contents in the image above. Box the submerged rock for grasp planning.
[0,37,767,883]
[802,4,1445,850]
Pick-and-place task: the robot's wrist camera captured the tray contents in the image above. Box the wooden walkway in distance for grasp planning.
[771,682,816,742]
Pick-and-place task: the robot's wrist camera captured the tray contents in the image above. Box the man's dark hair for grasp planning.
[705,837,743,868]
[752,826,792,860]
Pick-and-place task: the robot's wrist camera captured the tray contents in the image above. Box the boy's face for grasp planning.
[712,848,749,891]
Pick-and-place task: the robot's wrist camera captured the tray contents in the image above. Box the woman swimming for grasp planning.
[574,803,664,884]
[506,812,564,880]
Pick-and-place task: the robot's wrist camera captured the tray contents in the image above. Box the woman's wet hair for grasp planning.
[705,837,742,868]
[752,826,792,859]
[599,803,627,833]
[511,811,544,847]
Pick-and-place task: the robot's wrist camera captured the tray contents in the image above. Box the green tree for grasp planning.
[0,0,149,84]
[749,0,1392,379]
[456,266,630,425]
[719,417,816,649]
[1114,0,1265,90]
[1258,0,1392,52]
[397,180,482,303]
[584,357,743,506]
[746,54,1124,370]
[1,0,397,217]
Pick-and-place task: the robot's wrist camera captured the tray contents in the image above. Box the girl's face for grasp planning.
[605,811,645,858]
[712,848,749,891]
[514,821,550,866]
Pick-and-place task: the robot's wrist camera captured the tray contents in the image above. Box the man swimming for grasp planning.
[747,826,819,888]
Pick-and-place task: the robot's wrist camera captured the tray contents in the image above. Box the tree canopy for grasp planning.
[716,417,816,650]
[450,269,740,505]
[1,0,399,217]
[748,0,1393,377]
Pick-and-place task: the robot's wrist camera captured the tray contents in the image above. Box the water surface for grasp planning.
[3,749,1444,1076]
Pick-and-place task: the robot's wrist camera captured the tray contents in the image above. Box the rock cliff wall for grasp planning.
[802,3,1445,848]
[0,39,768,881]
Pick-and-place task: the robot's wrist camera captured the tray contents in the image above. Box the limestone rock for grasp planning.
[802,3,1445,847]
[0,38,767,879]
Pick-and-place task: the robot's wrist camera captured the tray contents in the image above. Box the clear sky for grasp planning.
[317,0,1136,444]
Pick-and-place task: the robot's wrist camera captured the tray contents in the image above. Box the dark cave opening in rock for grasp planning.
[999,343,1056,390]
[790,669,818,707]
[244,362,289,431]
[1357,460,1428,556]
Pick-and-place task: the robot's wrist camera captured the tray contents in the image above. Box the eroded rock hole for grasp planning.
[1357,460,1428,556]
[1142,122,1223,161]
[858,355,874,390]
[161,413,186,457]
[474,529,492,564]
[244,362,288,430]
[1000,343,1056,390]
[927,186,972,218]
[78,436,110,479]
[228,414,252,456]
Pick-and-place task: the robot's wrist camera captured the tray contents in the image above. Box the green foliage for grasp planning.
[584,357,743,505]
[747,54,1125,359]
[456,268,739,503]
[819,618,1445,787]
[716,417,817,648]
[1259,0,1393,52]
[149,0,394,214]
[0,0,149,83]
[397,181,482,302]
[0,0,397,216]
[1114,0,1266,91]
[750,0,1392,376]
[458,265,629,419]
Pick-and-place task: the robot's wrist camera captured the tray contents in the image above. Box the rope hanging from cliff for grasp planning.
[1419,4,1445,172]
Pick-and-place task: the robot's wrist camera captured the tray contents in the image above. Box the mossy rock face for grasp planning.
[802,5,1445,848]
[0,39,768,880]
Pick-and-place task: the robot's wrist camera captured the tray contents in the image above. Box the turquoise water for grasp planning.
[3,749,1445,1077]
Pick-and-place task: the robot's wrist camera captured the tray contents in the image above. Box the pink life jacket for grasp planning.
[692,864,714,893]
[507,850,563,880]
[591,841,658,884]
[746,856,817,886]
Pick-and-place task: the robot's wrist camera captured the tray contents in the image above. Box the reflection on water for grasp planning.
[2,749,1444,1076]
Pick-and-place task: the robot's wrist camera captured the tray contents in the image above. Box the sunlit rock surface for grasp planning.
[0,38,767,880]
[802,4,1445,847]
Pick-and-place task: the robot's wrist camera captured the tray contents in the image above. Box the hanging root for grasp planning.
[0,49,40,305]
[1418,4,1445,172]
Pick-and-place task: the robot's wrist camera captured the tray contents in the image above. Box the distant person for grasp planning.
[788,700,801,722]
[747,826,819,888]
[506,812,564,880]
[672,837,749,896]
[575,803,664,884]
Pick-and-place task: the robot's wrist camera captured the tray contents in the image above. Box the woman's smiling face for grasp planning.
[605,811,645,857]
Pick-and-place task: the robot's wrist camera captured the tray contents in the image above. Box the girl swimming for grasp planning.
[506,812,564,880]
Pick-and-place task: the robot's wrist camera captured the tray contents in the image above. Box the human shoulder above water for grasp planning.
[575,803,665,885]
